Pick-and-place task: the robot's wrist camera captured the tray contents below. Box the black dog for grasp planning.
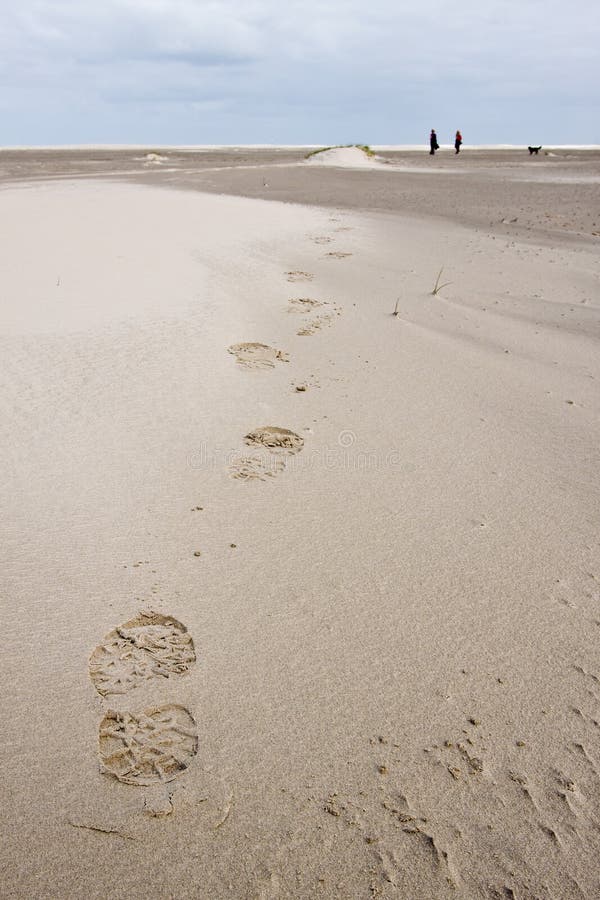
[528,146,542,155]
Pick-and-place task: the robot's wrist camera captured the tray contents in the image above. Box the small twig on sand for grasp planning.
[392,298,400,317]
[431,267,452,296]
[68,820,137,841]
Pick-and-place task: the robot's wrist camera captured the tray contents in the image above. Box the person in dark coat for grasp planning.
[430,129,439,155]
[455,130,463,154]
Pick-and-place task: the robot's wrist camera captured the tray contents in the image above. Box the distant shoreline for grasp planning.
[2,143,600,152]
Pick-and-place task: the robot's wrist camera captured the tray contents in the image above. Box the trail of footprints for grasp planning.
[228,216,351,479]
[88,215,352,810]
[85,204,599,892]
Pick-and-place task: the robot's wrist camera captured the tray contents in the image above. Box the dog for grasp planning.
[528,146,542,155]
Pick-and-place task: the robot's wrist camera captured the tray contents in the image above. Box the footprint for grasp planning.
[229,452,286,481]
[297,314,334,336]
[426,733,485,781]
[89,613,196,696]
[286,271,314,282]
[287,297,325,314]
[324,251,353,259]
[228,343,289,369]
[99,704,198,785]
[244,426,304,455]
[288,298,340,335]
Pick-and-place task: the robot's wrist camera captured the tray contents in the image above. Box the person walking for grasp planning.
[429,129,439,155]
[454,130,463,154]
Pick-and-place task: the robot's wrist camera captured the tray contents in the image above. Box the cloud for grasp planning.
[3,1,264,66]
[7,0,595,70]
[1,1,599,143]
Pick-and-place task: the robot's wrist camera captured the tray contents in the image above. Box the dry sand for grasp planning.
[304,146,387,169]
[1,148,600,899]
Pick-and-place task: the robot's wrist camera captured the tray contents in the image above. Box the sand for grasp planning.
[304,146,386,169]
[1,149,600,899]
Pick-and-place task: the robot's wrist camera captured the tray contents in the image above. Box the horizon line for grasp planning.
[1,143,600,152]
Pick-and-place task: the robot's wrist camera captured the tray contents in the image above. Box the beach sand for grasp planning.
[1,148,599,899]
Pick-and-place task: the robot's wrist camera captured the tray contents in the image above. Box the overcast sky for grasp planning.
[1,0,598,146]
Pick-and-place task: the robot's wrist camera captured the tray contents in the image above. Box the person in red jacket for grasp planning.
[455,130,463,154]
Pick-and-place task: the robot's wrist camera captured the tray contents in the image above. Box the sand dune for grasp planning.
[1,155,600,899]
[304,146,386,169]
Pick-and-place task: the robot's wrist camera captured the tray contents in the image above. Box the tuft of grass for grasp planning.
[305,146,334,158]
[431,267,452,296]
[305,144,375,159]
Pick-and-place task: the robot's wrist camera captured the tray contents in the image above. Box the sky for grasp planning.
[1,0,598,146]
